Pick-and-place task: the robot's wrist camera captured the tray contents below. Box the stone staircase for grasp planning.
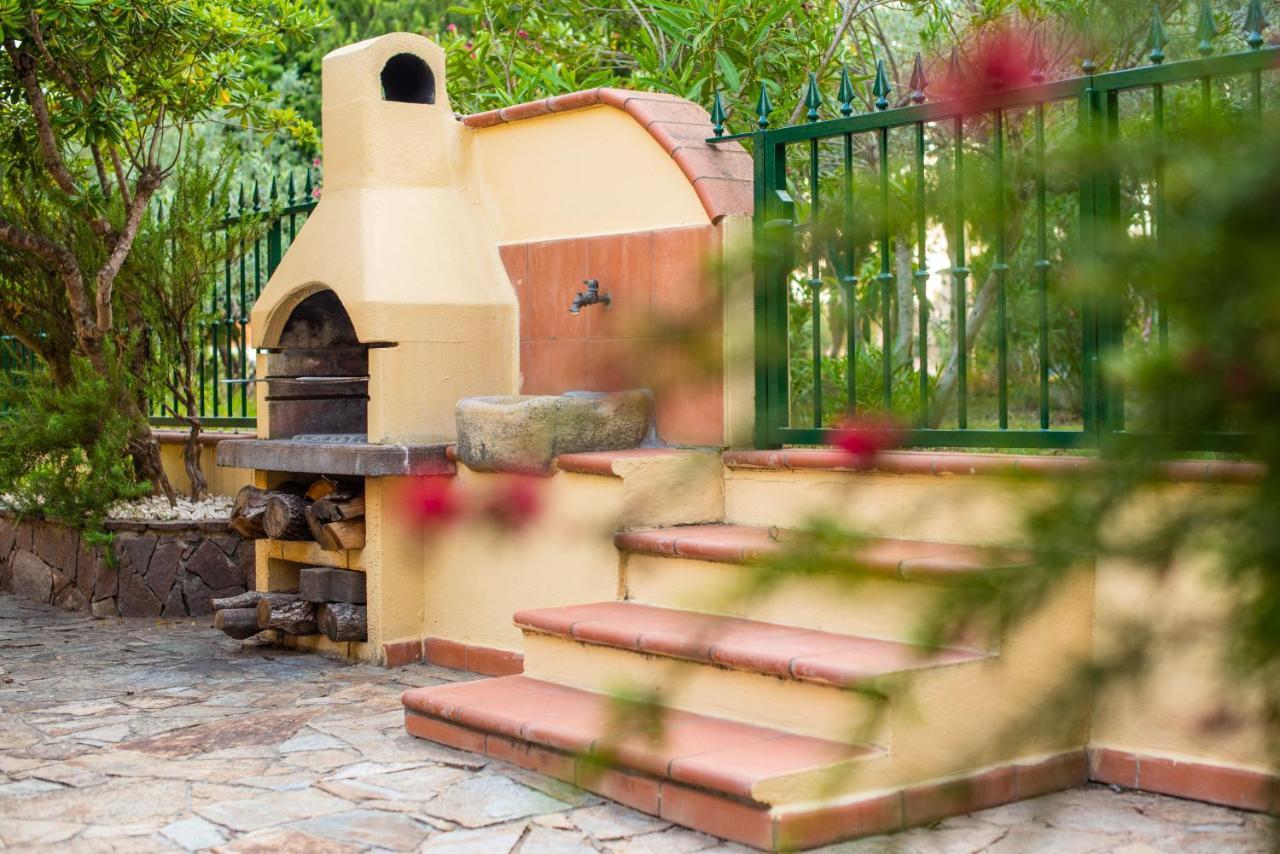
[402,449,1093,850]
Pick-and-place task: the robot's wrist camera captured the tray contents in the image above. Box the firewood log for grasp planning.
[313,518,366,552]
[263,492,312,541]
[214,608,261,640]
[310,495,365,523]
[255,597,317,635]
[229,486,271,539]
[305,477,339,501]
[318,602,368,642]
[210,591,301,612]
[299,567,367,604]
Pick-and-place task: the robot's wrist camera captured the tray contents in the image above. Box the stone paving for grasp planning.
[0,593,1274,853]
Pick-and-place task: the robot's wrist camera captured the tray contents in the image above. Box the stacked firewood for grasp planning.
[211,567,368,643]
[230,477,366,551]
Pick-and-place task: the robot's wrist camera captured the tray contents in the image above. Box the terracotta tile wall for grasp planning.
[500,224,725,447]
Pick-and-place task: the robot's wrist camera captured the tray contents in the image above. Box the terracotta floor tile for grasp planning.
[789,640,986,687]
[515,602,626,637]
[600,708,777,780]
[667,733,873,799]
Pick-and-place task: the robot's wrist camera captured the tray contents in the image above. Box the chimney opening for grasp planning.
[381,53,435,104]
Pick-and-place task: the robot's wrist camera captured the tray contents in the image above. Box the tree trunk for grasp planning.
[127,426,177,507]
[318,602,368,642]
[929,199,1029,428]
[263,492,311,541]
[892,239,915,371]
[183,421,208,502]
[255,597,317,635]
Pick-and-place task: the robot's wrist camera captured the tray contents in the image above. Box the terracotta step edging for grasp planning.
[401,684,1087,850]
[724,449,1265,485]
[614,524,1025,581]
[381,636,524,675]
[1089,747,1279,814]
[555,448,711,478]
[515,602,987,689]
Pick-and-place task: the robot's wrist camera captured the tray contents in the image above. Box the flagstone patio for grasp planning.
[0,593,1272,853]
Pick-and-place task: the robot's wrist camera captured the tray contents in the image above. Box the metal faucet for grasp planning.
[569,279,611,314]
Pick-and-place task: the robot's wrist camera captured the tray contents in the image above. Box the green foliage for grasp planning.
[127,142,260,426]
[0,354,148,537]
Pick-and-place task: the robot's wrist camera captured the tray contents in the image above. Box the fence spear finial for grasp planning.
[1149,5,1168,64]
[909,52,928,103]
[710,90,726,137]
[756,82,773,129]
[1245,0,1269,49]
[947,46,963,91]
[804,72,823,122]
[287,171,296,205]
[1197,0,1219,56]
[1080,19,1098,74]
[872,58,891,111]
[838,65,855,116]
[1029,31,1049,83]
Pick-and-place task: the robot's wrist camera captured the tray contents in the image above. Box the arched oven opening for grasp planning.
[266,290,369,440]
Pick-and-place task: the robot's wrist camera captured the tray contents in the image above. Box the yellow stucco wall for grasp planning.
[158,439,253,498]
[469,106,711,244]
[723,467,1278,777]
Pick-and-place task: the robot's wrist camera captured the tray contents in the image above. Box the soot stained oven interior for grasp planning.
[266,291,371,441]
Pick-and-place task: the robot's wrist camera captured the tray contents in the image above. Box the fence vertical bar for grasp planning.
[952,115,969,429]
[267,177,282,278]
[809,134,823,428]
[1035,101,1051,430]
[1154,81,1171,430]
[1104,90,1124,434]
[843,131,857,415]
[915,119,929,427]
[238,184,248,418]
[993,108,1009,429]
[877,124,893,412]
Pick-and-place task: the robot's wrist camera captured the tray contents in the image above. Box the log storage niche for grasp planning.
[231,480,366,552]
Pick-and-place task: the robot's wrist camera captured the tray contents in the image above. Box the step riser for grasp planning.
[521,631,893,744]
[622,552,988,649]
[724,470,1052,548]
[406,707,1089,850]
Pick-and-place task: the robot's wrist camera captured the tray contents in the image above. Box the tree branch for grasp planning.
[4,38,112,239]
[0,215,95,345]
[94,168,160,331]
[789,0,863,124]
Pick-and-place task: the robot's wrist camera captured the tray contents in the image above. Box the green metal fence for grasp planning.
[710,6,1277,453]
[148,172,318,430]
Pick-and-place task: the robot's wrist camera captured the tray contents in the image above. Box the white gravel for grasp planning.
[106,494,234,522]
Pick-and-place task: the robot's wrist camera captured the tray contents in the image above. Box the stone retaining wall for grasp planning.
[0,513,251,619]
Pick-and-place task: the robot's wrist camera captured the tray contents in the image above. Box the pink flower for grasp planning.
[481,476,543,530]
[401,476,461,529]
[311,186,322,200]
[312,157,321,167]
[446,23,458,33]
[831,416,904,469]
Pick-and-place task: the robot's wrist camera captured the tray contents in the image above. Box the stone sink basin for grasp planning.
[455,391,653,475]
